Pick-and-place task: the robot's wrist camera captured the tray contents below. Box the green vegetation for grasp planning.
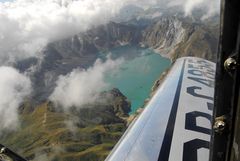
[0,89,130,161]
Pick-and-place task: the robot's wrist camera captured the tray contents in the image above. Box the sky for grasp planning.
[0,0,220,132]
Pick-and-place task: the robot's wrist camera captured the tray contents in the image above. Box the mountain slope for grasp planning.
[0,89,130,161]
[4,8,220,161]
[14,13,219,103]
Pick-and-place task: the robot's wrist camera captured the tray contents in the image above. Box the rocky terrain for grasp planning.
[142,15,219,61]
[14,8,219,103]
[1,7,219,161]
[0,89,130,161]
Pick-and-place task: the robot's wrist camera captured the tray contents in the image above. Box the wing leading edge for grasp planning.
[105,57,216,161]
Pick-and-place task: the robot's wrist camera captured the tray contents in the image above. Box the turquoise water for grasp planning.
[104,46,171,113]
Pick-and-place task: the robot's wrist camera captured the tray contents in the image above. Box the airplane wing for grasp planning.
[105,57,216,161]
[0,144,26,161]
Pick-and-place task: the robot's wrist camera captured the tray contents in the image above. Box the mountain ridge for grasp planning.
[2,9,219,161]
[24,14,218,103]
[1,88,130,161]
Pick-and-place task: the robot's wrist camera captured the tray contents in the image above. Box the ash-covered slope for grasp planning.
[142,15,219,61]
[13,9,219,104]
[5,8,219,161]
[17,13,218,103]
[42,12,218,67]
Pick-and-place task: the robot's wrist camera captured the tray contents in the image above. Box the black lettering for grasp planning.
[183,139,210,161]
[207,102,214,111]
[187,86,214,101]
[188,69,203,76]
[188,77,214,88]
[204,71,215,80]
[197,60,213,67]
[188,64,215,80]
[185,111,212,134]
[188,63,203,69]
[205,67,215,74]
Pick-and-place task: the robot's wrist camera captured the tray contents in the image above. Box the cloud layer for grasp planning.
[49,57,123,109]
[0,66,31,132]
[0,0,220,64]
[0,0,127,64]
[168,0,220,19]
[0,0,220,132]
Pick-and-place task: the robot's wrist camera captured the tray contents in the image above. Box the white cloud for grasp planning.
[49,57,123,110]
[168,0,220,19]
[0,66,31,132]
[0,0,220,64]
[33,145,65,161]
[0,0,127,64]
[183,0,220,19]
